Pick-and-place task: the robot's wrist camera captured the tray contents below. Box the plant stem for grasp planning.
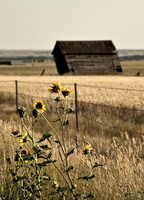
[52,161,70,188]
[21,118,33,142]
[40,113,66,156]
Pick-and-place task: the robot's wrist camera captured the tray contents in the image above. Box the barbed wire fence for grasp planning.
[0,80,144,136]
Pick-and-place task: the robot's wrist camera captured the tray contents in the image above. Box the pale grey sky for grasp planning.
[0,0,144,50]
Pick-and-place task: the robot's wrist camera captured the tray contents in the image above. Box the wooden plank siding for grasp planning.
[52,41,122,75]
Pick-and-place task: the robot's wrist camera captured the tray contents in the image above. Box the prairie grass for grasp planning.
[121,60,144,76]
[0,61,57,76]
[1,76,144,137]
[0,73,144,199]
[1,75,144,109]
[0,60,144,76]
[0,119,144,199]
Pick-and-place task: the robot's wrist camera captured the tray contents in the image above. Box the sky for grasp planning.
[0,0,144,50]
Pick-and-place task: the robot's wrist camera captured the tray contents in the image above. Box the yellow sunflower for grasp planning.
[33,100,46,113]
[61,88,74,97]
[82,144,92,155]
[19,131,27,146]
[21,149,28,156]
[52,180,58,189]
[12,129,20,136]
[48,81,62,93]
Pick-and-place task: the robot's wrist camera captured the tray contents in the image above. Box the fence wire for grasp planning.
[0,80,144,136]
[79,113,144,135]
[78,84,144,92]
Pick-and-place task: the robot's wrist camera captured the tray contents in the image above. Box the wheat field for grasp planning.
[0,75,144,109]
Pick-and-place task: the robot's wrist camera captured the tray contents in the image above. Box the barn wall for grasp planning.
[54,55,69,75]
[64,54,121,74]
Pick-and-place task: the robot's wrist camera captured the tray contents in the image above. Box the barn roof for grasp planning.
[52,40,117,55]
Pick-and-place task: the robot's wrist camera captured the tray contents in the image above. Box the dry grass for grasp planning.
[0,60,144,76]
[0,63,144,198]
[0,75,144,109]
[121,60,144,76]
[1,75,144,138]
[0,61,58,76]
[0,119,144,199]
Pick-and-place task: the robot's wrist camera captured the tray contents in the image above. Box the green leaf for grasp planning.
[16,135,23,138]
[40,145,51,150]
[43,132,52,144]
[37,155,47,159]
[57,186,68,192]
[43,176,51,181]
[66,108,74,114]
[47,151,52,159]
[67,148,75,157]
[65,166,74,172]
[33,146,41,153]
[48,191,58,196]
[92,162,103,169]
[9,169,16,176]
[84,193,94,199]
[87,174,95,180]
[53,118,61,122]
[37,163,47,167]
[24,155,34,161]
[43,132,52,140]
[37,137,45,143]
[63,120,69,125]
[54,140,60,143]
[73,193,81,200]
[38,159,56,167]
[16,176,24,182]
[77,174,95,181]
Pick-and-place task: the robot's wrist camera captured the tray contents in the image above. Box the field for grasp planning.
[0,61,144,199]
[1,74,144,108]
[0,60,144,76]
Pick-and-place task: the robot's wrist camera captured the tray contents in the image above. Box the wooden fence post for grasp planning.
[74,83,79,130]
[15,80,18,113]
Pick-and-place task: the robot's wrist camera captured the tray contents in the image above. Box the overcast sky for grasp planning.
[0,0,144,50]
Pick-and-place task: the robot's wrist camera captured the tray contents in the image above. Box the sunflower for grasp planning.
[82,144,92,155]
[48,81,62,93]
[52,180,58,189]
[33,100,46,113]
[21,149,28,156]
[12,129,20,136]
[61,88,74,97]
[19,131,27,146]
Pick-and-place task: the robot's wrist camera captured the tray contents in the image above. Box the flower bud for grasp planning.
[18,107,26,118]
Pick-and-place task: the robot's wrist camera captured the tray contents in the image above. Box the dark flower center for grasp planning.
[36,103,42,109]
[83,149,90,155]
[62,91,69,97]
[21,150,27,155]
[53,85,60,93]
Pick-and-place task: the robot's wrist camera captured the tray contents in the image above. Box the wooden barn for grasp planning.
[52,40,122,75]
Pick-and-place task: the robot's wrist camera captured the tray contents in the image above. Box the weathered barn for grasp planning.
[52,40,122,75]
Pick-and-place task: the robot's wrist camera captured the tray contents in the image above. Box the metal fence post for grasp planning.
[15,80,18,113]
[74,83,79,130]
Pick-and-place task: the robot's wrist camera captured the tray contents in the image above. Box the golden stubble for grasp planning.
[0,75,144,109]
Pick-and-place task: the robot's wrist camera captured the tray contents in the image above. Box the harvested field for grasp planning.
[0,75,144,109]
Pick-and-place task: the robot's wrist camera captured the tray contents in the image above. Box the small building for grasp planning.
[52,40,122,75]
[0,61,11,65]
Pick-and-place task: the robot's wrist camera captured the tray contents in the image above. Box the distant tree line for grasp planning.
[119,55,144,61]
[0,55,144,62]
[0,56,54,62]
